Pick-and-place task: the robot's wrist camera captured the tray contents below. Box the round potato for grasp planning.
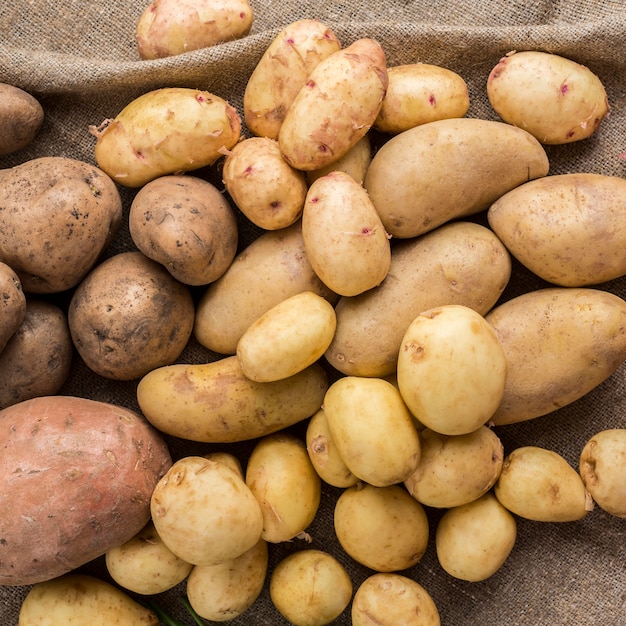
[0,261,25,354]
[0,83,44,157]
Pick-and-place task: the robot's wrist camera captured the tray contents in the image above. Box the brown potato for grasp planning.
[0,261,26,353]
[0,83,44,157]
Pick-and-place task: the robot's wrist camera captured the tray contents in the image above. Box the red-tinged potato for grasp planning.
[0,395,172,586]
[90,87,241,187]
[487,50,609,144]
[306,134,372,186]
[279,38,388,171]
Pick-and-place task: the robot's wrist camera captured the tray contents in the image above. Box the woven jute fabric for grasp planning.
[1,1,625,624]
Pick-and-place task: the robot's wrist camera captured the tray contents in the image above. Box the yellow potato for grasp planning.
[397,304,508,435]
[488,173,626,287]
[306,134,372,185]
[487,50,609,144]
[374,63,470,134]
[136,356,328,443]
[302,170,391,296]
[236,291,337,382]
[486,287,626,425]
[364,117,549,238]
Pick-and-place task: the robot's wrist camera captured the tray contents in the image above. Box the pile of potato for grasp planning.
[1,10,626,626]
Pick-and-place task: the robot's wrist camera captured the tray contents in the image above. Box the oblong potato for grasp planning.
[0,83,44,157]
[364,117,549,238]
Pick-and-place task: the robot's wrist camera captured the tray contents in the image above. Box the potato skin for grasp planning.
[0,83,44,157]
[0,261,26,353]
[0,157,122,293]
[0,395,172,586]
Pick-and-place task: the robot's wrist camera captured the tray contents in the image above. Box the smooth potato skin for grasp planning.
[0,261,26,353]
[0,396,172,586]
[0,83,44,157]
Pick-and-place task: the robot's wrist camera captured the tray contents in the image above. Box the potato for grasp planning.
[374,63,470,134]
[18,574,159,626]
[364,117,549,238]
[494,446,591,522]
[237,291,336,382]
[90,87,241,187]
[334,483,429,572]
[222,136,308,230]
[397,304,508,435]
[246,432,321,543]
[487,50,609,144]
[105,520,192,595]
[194,221,338,355]
[129,174,238,286]
[151,455,264,565]
[488,173,626,287]
[352,573,440,626]
[244,19,341,139]
[0,83,44,157]
[68,251,194,381]
[306,135,372,186]
[0,157,122,293]
[279,38,388,171]
[485,287,626,425]
[136,0,253,60]
[325,221,512,377]
[204,451,244,479]
[579,429,626,518]
[137,356,328,443]
[269,549,353,626]
[0,299,72,409]
[302,171,391,296]
[0,395,172,586]
[0,261,25,353]
[435,492,517,582]
[404,426,504,508]
[323,376,421,487]
[187,538,268,622]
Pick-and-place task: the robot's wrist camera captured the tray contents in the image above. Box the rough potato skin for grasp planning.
[0,261,26,353]
[0,83,44,157]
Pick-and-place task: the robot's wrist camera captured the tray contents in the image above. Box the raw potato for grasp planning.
[485,287,626,425]
[302,171,391,296]
[194,221,338,355]
[334,483,429,572]
[237,291,337,382]
[364,117,549,238]
[325,221,512,377]
[374,63,470,134]
[279,38,388,171]
[136,0,253,60]
[151,455,264,565]
[90,87,241,187]
[244,19,341,139]
[487,50,609,144]
[222,136,308,230]
[105,521,193,595]
[68,251,195,381]
[494,446,591,522]
[269,550,353,626]
[246,432,321,543]
[404,426,504,508]
[0,83,44,157]
[187,538,268,622]
[0,395,172,586]
[352,573,441,626]
[323,376,421,487]
[18,574,159,626]
[0,299,72,409]
[129,174,238,286]
[306,134,372,185]
[397,304,508,435]
[579,429,626,517]
[0,261,25,353]
[137,356,328,443]
[488,173,626,287]
[435,492,517,582]
[0,157,122,293]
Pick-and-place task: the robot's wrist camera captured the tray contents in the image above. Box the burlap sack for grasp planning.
[1,1,625,624]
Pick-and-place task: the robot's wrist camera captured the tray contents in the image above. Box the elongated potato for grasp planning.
[136,356,328,443]
[325,221,511,377]
[486,287,626,425]
[364,117,549,238]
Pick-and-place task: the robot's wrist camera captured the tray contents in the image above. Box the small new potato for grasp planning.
[0,83,44,157]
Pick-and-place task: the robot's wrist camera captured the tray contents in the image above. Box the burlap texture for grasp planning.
[1,1,625,624]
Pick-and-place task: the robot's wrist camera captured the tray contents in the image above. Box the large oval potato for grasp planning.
[0,83,44,157]
[325,221,511,377]
[364,117,549,238]
[0,395,172,586]
[486,287,626,425]
[488,173,626,287]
